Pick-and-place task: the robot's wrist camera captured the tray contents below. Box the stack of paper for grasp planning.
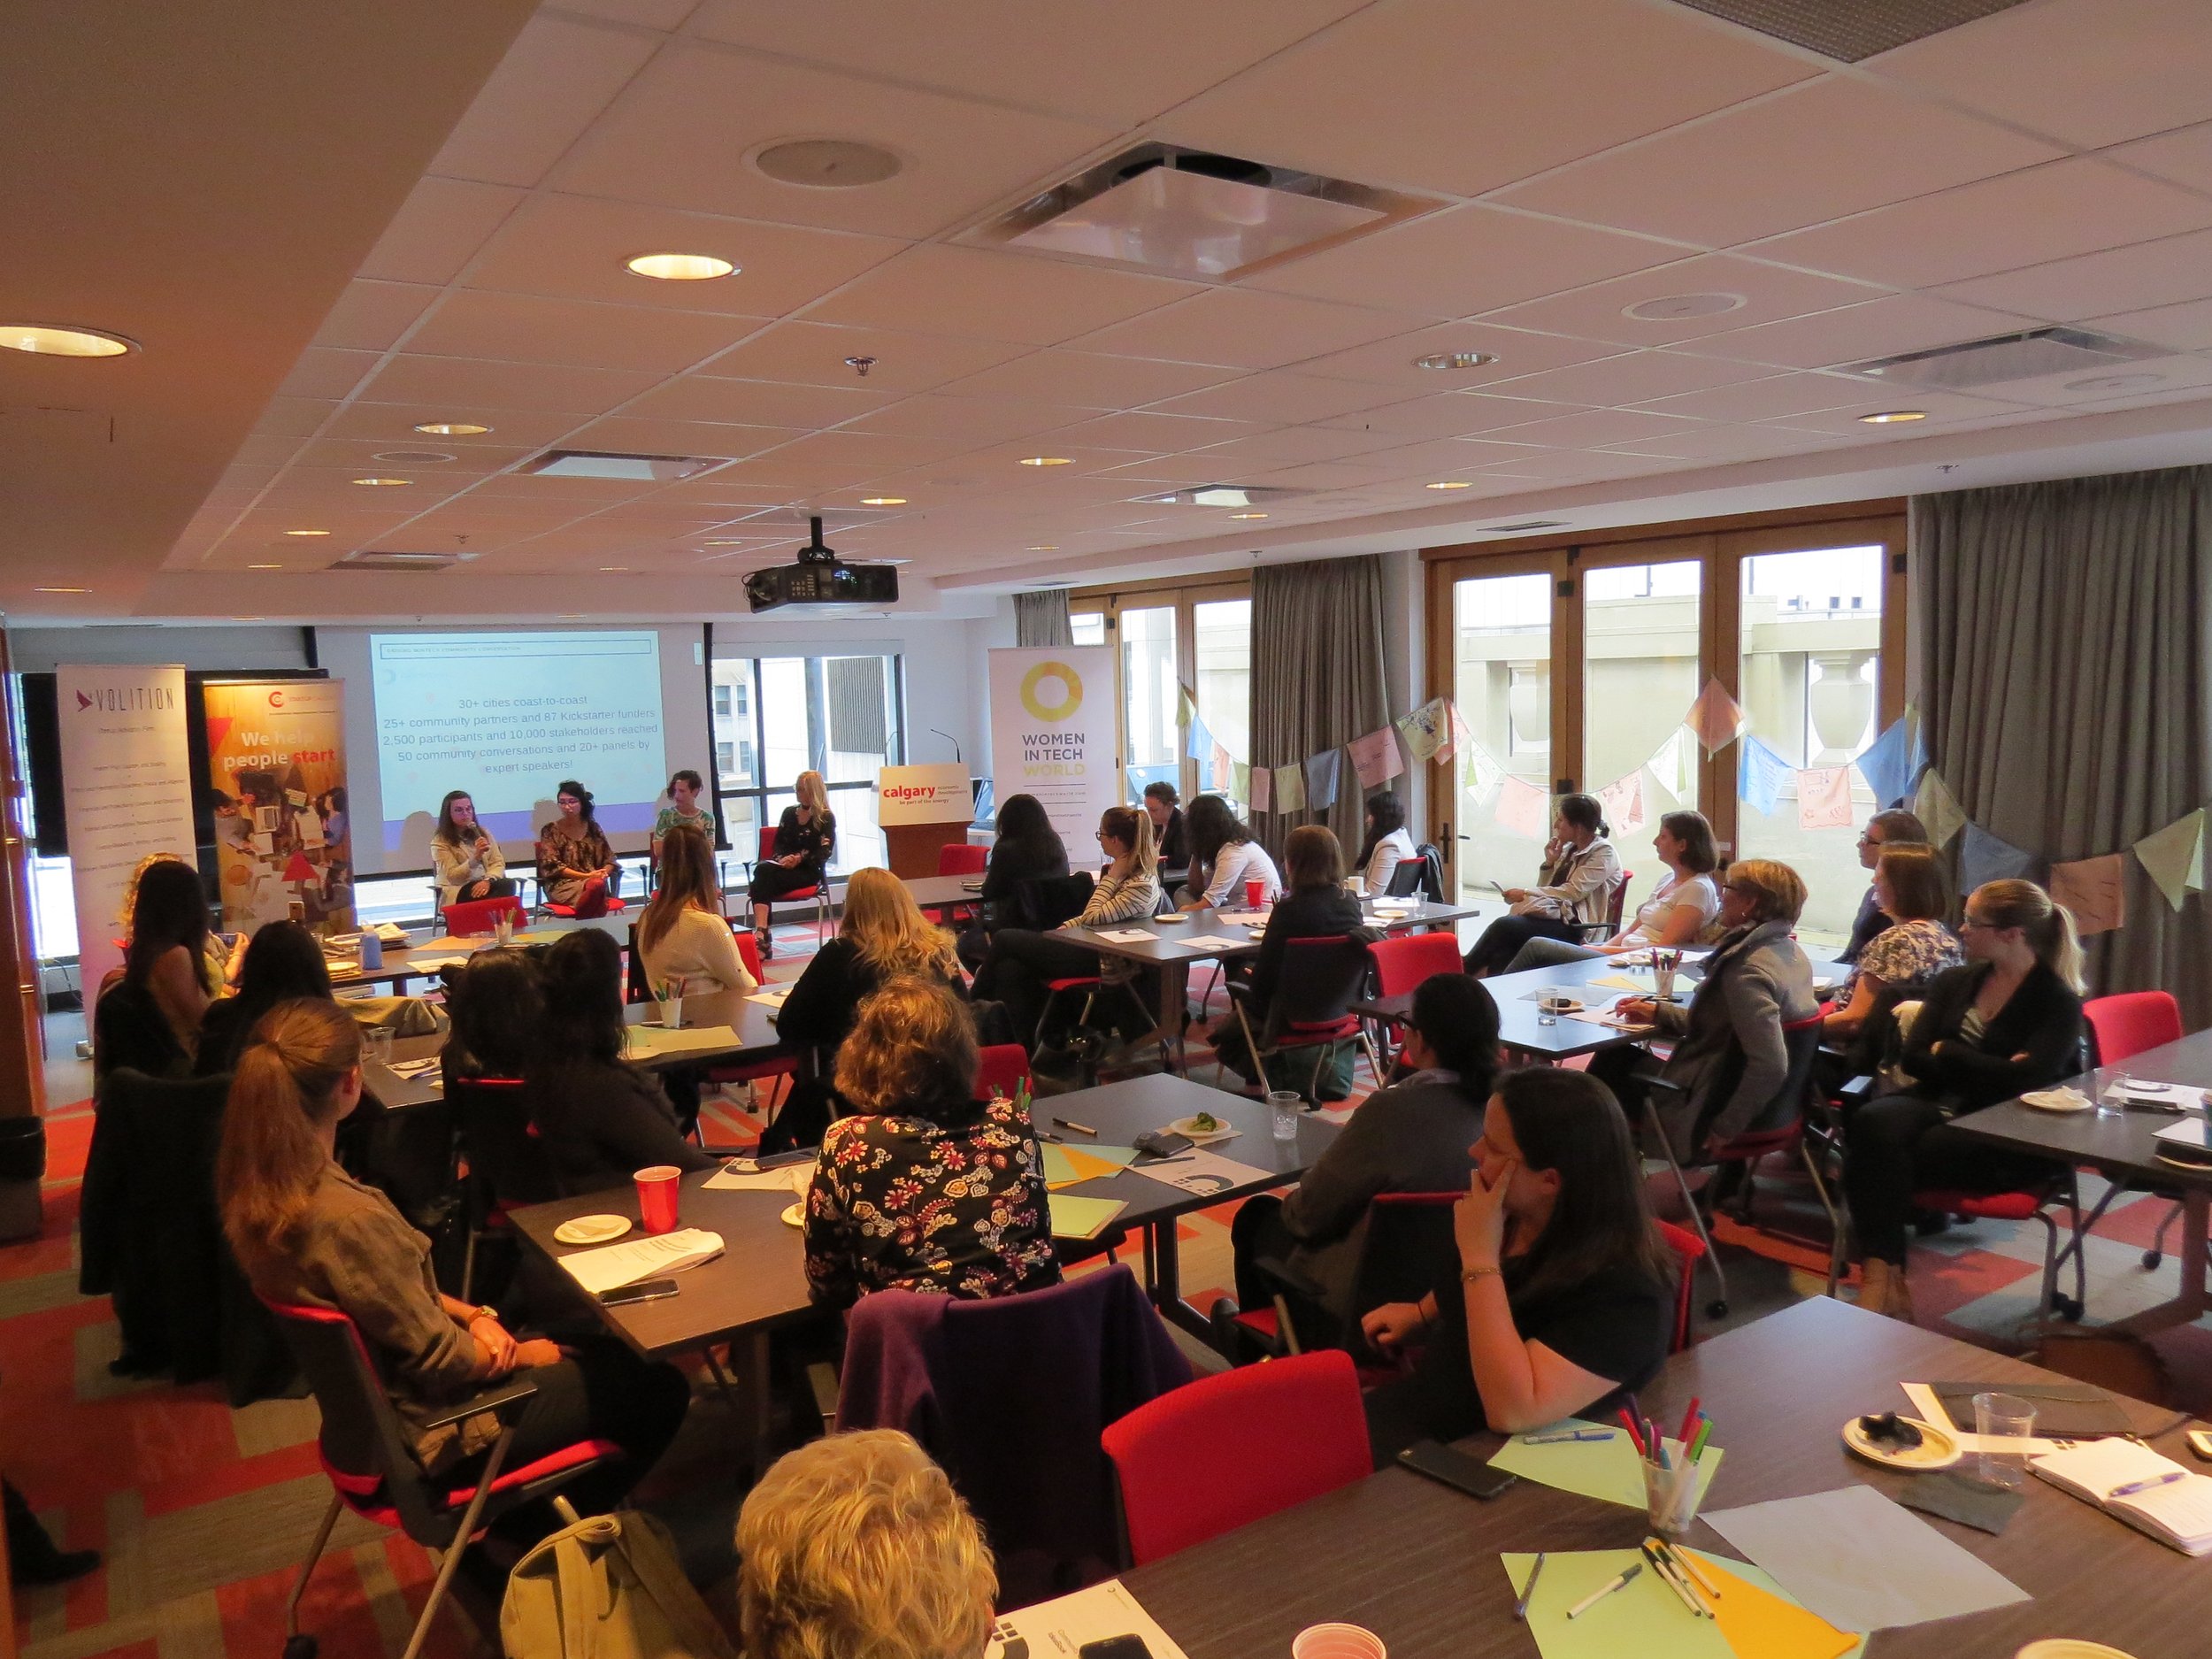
[2032,1439,2212,1555]
[1093,928,1157,944]
[1041,1142,1139,1189]
[1179,933,1251,950]
[624,1023,743,1059]
[703,1163,813,1194]
[1502,1548,1861,1659]
[746,984,793,1008]
[987,1580,1187,1659]
[1047,1194,1125,1240]
[557,1228,725,1294]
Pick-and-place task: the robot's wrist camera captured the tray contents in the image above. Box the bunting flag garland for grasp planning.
[1795,766,1854,832]
[1176,684,1199,731]
[1959,821,2041,892]
[1493,774,1549,841]
[2050,853,2126,937]
[1248,764,1271,814]
[1738,736,1793,818]
[1185,714,1214,763]
[1348,726,1403,789]
[1466,742,1504,797]
[1906,705,1929,780]
[1598,769,1647,836]
[1395,697,1449,764]
[1647,727,1694,801]
[1686,677,1748,755]
[1210,741,1234,793]
[1912,767,1966,849]
[2132,808,2205,911]
[1853,715,1922,809]
[1304,749,1342,810]
[1232,760,1251,803]
[1442,701,1473,765]
[1273,762,1306,814]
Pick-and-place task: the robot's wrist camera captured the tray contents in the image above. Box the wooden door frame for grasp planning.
[1069,576,1251,803]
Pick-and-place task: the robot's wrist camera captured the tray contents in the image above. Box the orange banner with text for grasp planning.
[203,680,355,934]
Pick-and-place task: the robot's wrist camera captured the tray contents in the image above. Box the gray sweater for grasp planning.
[1646,918,1818,1156]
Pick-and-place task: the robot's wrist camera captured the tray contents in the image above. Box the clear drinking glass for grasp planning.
[1642,1455,1704,1541]
[363,1026,395,1065]
[1267,1089,1302,1142]
[1972,1391,2037,1489]
[1537,986,1568,1025]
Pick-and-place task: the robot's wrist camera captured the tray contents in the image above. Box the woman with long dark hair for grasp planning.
[1176,795,1279,911]
[1210,825,1363,1087]
[1353,791,1415,896]
[748,771,836,959]
[535,780,618,916]
[635,825,756,996]
[441,949,543,1088]
[195,921,333,1076]
[1459,793,1620,976]
[431,791,512,907]
[96,859,219,1079]
[1361,1068,1674,1460]
[957,792,1069,969]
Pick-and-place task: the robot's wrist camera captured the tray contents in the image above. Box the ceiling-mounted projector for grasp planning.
[743,516,899,615]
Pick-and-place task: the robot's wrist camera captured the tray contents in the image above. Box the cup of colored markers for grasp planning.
[1653,949,1679,1002]
[1624,1404,1715,1541]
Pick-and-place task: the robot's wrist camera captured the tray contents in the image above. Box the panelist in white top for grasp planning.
[635,824,757,995]
[1178,794,1282,911]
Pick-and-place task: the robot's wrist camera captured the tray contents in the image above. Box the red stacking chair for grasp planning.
[1225,935,1383,1103]
[1361,932,1464,1068]
[1104,1350,1370,1566]
[451,1076,552,1302]
[750,825,829,946]
[442,895,526,937]
[540,888,626,919]
[1654,1218,1705,1354]
[975,1042,1033,1102]
[2084,991,2193,1269]
[922,841,989,926]
[263,1297,624,1659]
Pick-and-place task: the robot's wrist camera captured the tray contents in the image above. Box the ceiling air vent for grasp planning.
[965,144,1441,280]
[330,549,469,572]
[517,449,732,482]
[1834,326,2173,392]
[1130,485,1306,508]
[1668,0,2032,63]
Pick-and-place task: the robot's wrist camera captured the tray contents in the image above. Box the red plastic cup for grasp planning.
[1244,877,1264,910]
[635,1165,682,1235]
[1292,1625,1386,1659]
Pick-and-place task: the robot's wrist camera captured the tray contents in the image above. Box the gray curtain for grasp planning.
[1013,589,1072,648]
[1251,555,1389,858]
[1911,465,2212,1025]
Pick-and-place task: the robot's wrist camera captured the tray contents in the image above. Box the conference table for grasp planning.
[324,910,631,994]
[1951,1028,2212,1337]
[1124,1296,2205,1659]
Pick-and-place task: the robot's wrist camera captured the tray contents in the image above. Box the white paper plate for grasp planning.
[1155,912,1189,923]
[555,1214,631,1246]
[1840,1414,1961,1471]
[1167,1115,1239,1144]
[2016,1643,2139,1659]
[2021,1087,2093,1113]
[780,1202,804,1228]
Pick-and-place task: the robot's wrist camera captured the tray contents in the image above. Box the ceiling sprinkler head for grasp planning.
[845,355,877,378]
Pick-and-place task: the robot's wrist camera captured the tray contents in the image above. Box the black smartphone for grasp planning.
[1078,1638,1150,1659]
[599,1278,680,1306]
[1397,1439,1518,1500]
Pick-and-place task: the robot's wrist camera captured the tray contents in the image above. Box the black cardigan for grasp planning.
[1248,887,1366,1015]
[1897,959,2085,1114]
[771,805,836,876]
[526,1060,715,1196]
[1156,807,1190,869]
[777,937,965,1058]
[977,833,1070,924]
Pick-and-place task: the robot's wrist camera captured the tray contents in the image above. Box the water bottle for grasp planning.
[358,930,383,972]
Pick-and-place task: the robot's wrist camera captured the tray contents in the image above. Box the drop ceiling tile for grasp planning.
[403,291,767,373]
[428,14,661,188]
[1481,255,1884,349]
[1679,294,2037,371]
[1152,372,1415,425]
[1187,426,1399,466]
[1595,423,1843,463]
[292,438,527,475]
[549,43,1118,241]
[251,398,339,439]
[320,402,585,451]
[2109,122,2212,196]
[1313,391,1595,440]
[1159,0,1810,198]
[557,416,798,459]
[311,280,441,353]
[1768,388,2040,435]
[683,0,1368,126]
[1632,372,1874,423]
[1230,459,1407,491]
[1352,437,1544,476]
[1499,75,2060,248]
[463,194,907,317]
[359,178,525,287]
[849,395,1102,446]
[939,349,1235,408]
[624,374,894,428]
[361,355,665,415]
[276,349,379,402]
[1071,288,1409,371]
[1045,411,1262,453]
[1249,205,1688,319]
[807,244,1197,347]
[1935,227,2212,322]
[1477,408,1710,449]
[1751,160,2212,290]
[1091,453,1266,486]
[700,322,1028,394]
[1873,0,2212,150]
[1486,349,1771,407]
[561,0,699,27]
[1294,322,1624,388]
[2083,296,2212,351]
[1986,353,2212,407]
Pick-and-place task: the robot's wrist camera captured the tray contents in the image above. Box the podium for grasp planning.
[877,763,974,879]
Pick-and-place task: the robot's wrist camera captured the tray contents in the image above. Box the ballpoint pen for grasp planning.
[1564,1562,1640,1620]
[2108,1471,2188,1498]
[1525,1428,1615,1445]
[1663,1541,1723,1601]
[1513,1553,1545,1622]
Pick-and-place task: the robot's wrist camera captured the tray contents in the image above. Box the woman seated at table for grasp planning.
[528,929,714,1195]
[1823,843,1960,1046]
[1210,825,1364,1087]
[956,792,1069,970]
[536,780,619,916]
[1142,780,1188,870]
[1177,795,1280,911]
[430,790,512,908]
[97,859,225,1080]
[218,998,689,1522]
[1360,1068,1674,1461]
[195,921,333,1076]
[1500,810,1722,974]
[748,771,836,960]
[736,1430,994,1659]
[1353,790,1416,896]
[634,825,757,997]
[803,977,1058,1309]
[969,805,1160,1051]
[1842,879,2085,1324]
[1598,858,1819,1162]
[1459,795,1621,976]
[441,949,543,1089]
[1225,972,1501,1339]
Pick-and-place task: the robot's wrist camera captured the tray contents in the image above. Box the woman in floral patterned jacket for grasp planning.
[803,976,1059,1309]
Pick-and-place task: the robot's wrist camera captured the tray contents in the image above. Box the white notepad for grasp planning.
[557,1228,725,1295]
[2031,1438,2212,1555]
[1093,928,1157,943]
[1179,933,1251,950]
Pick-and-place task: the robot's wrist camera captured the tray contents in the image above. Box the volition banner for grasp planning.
[56,665,196,1005]
[203,679,357,934]
[987,647,1119,848]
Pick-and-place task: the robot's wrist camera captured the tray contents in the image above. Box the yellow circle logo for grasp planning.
[1019,660,1082,722]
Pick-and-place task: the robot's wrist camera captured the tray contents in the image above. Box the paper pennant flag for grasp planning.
[1466,742,1504,796]
[1647,727,1694,801]
[1273,762,1305,814]
[2132,808,2205,911]
[1186,714,1213,763]
[1685,677,1747,755]
[1348,726,1403,790]
[1906,704,1929,780]
[1442,700,1473,765]
[1210,741,1234,793]
[1304,748,1342,811]
[1598,769,1647,836]
[1493,774,1549,841]
[2050,852,2126,937]
[1795,765,1854,832]
[1912,767,1966,848]
[1960,821,2041,892]
[1853,715,1921,808]
[1395,697,1449,764]
[1248,764,1271,814]
[1738,735,1793,818]
[1176,684,1198,730]
[1232,761,1250,803]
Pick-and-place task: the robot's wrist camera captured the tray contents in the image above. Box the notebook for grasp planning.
[1928,1379,2131,1439]
[557,1228,726,1296]
[2030,1439,2212,1555]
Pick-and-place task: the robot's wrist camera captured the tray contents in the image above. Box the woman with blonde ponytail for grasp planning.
[1841,879,2087,1323]
[220,1000,689,1517]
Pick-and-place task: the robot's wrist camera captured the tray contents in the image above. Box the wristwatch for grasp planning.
[470,1305,499,1326]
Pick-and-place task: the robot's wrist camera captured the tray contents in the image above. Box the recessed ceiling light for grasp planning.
[351,476,411,486]
[1026,544,1058,551]
[600,566,630,572]
[231,616,262,622]
[626,252,737,281]
[2,324,135,357]
[752,138,902,188]
[1624,292,1746,322]
[34,586,88,593]
[373,449,455,465]
[1229,511,1268,519]
[1858,411,1927,425]
[860,495,907,506]
[1019,456,1073,467]
[1425,480,1475,490]
[248,563,282,570]
[285,528,331,537]
[414,420,491,436]
[1413,350,1499,372]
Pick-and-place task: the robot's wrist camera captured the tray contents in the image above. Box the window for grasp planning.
[1450,570,1552,904]
[1070,612,1107,647]
[712,685,733,718]
[1066,578,1253,810]
[715,740,734,777]
[1194,597,1252,814]
[1584,557,1703,819]
[708,650,903,874]
[1120,606,1179,806]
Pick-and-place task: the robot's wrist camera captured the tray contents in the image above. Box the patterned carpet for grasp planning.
[10,926,2210,1657]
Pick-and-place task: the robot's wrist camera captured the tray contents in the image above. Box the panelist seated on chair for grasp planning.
[535,779,620,915]
[1359,1069,1673,1461]
[217,998,688,1517]
[955,791,1068,970]
[634,824,757,997]
[1597,858,1819,1162]
[748,770,836,958]
[1459,793,1621,976]
[1841,879,2085,1323]
[1176,794,1280,911]
[803,978,1059,1310]
[1210,825,1365,1085]
[1228,972,1501,1328]
[430,790,514,908]
[1503,809,1723,973]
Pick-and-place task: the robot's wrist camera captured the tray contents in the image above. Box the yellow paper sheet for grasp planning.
[1487,1421,1724,1510]
[1502,1552,1864,1659]
[1041,1143,1140,1189]
[1589,973,1655,992]
[1048,1194,1125,1240]
[1692,1554,1861,1659]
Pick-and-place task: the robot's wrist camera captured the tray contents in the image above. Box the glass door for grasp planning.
[1193,596,1252,814]
[1580,556,1703,886]
[1118,605,1179,806]
[1448,569,1554,903]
